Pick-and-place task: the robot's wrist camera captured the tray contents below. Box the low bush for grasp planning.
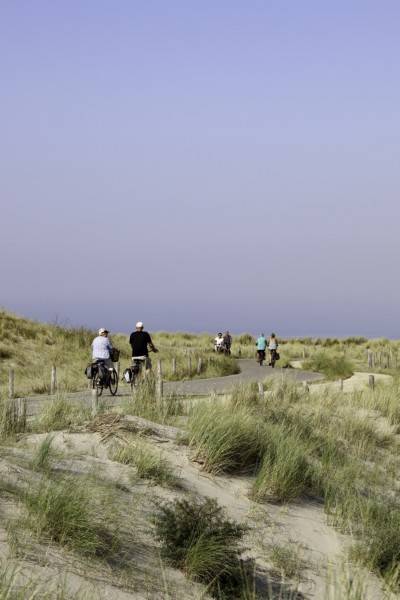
[188,403,266,474]
[303,351,353,380]
[154,497,247,598]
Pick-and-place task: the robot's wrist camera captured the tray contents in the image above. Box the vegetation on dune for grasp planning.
[153,497,249,598]
[15,475,121,557]
[34,395,90,432]
[186,378,400,588]
[31,434,55,471]
[188,402,266,474]
[252,425,313,502]
[302,351,354,379]
[110,439,177,487]
[122,375,184,424]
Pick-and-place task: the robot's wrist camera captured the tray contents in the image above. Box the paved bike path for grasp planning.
[164,359,323,396]
[23,359,323,415]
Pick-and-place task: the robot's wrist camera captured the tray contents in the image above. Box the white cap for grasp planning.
[136,321,144,328]
[98,328,108,335]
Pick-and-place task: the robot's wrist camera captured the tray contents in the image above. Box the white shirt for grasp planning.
[92,336,112,359]
[215,336,224,346]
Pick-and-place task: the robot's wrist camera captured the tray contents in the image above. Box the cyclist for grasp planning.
[91,328,114,369]
[268,333,279,367]
[256,333,267,364]
[129,321,158,370]
[214,333,225,352]
[223,331,232,354]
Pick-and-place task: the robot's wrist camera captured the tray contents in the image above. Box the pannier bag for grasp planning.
[110,348,120,362]
[123,367,133,383]
[98,362,108,382]
[85,364,95,379]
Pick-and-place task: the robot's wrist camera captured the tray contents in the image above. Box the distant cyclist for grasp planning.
[256,333,267,365]
[268,333,279,367]
[91,328,113,369]
[214,333,225,352]
[223,331,232,355]
[129,321,158,370]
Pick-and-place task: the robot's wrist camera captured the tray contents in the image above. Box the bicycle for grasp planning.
[256,349,266,366]
[269,349,280,369]
[92,360,118,396]
[123,356,149,390]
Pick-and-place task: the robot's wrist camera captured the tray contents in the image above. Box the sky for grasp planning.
[1,1,399,337]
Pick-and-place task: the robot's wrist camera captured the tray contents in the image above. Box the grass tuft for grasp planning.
[35,396,90,432]
[31,434,55,471]
[188,402,266,474]
[20,476,120,556]
[110,440,176,487]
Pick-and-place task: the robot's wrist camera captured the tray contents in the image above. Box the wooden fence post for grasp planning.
[258,382,264,400]
[50,365,57,395]
[368,375,375,390]
[172,357,177,376]
[156,360,163,401]
[367,349,373,369]
[91,387,98,416]
[8,368,15,399]
[197,357,202,375]
[303,381,309,393]
[188,356,192,375]
[339,379,344,391]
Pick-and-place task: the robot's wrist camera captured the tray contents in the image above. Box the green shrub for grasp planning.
[188,403,266,474]
[303,351,353,380]
[154,497,247,598]
[237,334,254,345]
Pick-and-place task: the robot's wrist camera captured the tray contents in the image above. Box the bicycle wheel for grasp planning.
[109,369,118,396]
[93,373,103,396]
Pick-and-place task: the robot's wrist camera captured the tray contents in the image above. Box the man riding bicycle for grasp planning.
[129,322,158,371]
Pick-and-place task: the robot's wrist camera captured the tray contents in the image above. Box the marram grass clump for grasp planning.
[188,402,266,474]
[110,440,177,487]
[20,476,120,556]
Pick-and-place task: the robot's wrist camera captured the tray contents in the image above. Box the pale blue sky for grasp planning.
[1,1,399,336]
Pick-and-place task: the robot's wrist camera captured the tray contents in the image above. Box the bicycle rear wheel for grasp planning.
[109,369,118,396]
